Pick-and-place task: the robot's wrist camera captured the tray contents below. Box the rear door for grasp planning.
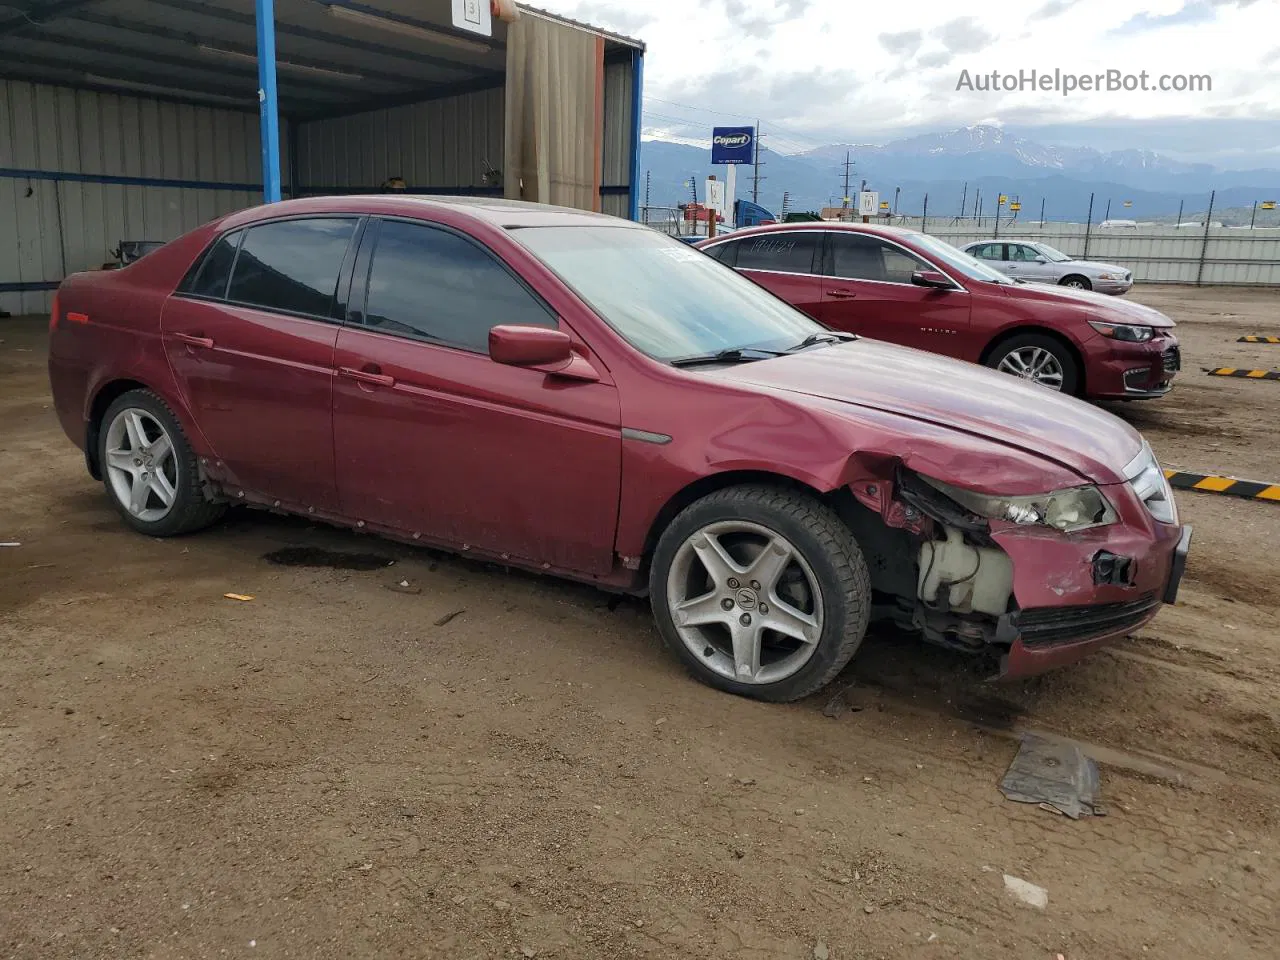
[162,216,361,510]
[711,232,825,319]
[331,217,622,575]
[818,232,970,350]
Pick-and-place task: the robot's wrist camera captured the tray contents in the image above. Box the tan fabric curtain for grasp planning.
[504,14,602,211]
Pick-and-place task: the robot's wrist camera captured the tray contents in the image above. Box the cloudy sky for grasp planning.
[540,0,1279,167]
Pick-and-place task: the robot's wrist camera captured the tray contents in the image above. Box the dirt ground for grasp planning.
[2,285,1278,960]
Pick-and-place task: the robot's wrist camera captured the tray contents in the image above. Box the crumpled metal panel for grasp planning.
[1000,733,1104,819]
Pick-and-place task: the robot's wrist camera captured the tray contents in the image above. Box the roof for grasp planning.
[698,222,923,244]
[518,4,644,51]
[0,0,639,120]
[217,194,646,229]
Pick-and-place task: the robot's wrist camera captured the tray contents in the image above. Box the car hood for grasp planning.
[709,340,1144,484]
[999,281,1175,327]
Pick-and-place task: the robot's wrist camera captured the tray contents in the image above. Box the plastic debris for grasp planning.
[1003,874,1048,909]
[999,733,1103,819]
[0,542,21,547]
[223,593,255,602]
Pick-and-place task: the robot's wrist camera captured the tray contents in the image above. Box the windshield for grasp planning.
[907,232,1015,284]
[512,226,826,361]
[1033,243,1072,262]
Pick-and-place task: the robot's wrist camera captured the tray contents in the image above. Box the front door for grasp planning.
[817,232,971,351]
[331,217,623,575]
[161,217,361,510]
[1005,243,1054,282]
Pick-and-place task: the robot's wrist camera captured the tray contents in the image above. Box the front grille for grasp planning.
[1162,347,1180,372]
[1015,592,1160,647]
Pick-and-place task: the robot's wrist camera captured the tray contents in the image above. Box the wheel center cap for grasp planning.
[735,588,759,611]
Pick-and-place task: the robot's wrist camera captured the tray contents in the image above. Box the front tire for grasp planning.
[1060,274,1091,290]
[986,333,1080,394]
[98,389,225,537]
[649,485,872,703]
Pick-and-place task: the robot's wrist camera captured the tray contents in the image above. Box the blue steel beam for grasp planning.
[256,0,282,203]
[628,49,644,221]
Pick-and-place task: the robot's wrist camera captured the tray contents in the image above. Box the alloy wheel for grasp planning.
[997,346,1065,390]
[665,520,824,685]
[104,407,179,522]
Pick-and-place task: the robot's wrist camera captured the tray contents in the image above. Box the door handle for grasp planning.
[826,289,858,299]
[174,333,214,349]
[338,366,396,387]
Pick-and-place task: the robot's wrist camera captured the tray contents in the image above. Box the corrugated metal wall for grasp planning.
[900,219,1280,286]
[295,86,505,192]
[1,79,268,315]
[600,58,634,220]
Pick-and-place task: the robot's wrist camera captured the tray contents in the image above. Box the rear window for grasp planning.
[225,218,357,318]
[181,230,242,299]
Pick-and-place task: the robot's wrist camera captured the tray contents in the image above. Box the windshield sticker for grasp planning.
[658,246,703,262]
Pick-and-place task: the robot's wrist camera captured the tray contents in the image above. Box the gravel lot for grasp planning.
[2,284,1278,959]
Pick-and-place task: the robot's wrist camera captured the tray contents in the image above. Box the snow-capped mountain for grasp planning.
[799,125,1227,188]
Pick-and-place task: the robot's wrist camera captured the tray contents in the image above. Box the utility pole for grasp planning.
[750,121,765,204]
[1196,190,1215,286]
[892,186,900,217]
[1039,197,1045,226]
[1250,200,1258,229]
[1176,199,1184,224]
[1103,198,1112,222]
[644,170,651,218]
[921,193,928,234]
[1083,192,1095,259]
[841,152,854,208]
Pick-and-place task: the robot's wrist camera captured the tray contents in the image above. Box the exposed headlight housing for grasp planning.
[1097,272,1124,281]
[1085,320,1157,343]
[1088,320,1154,342]
[923,477,1118,533]
[1124,442,1178,524]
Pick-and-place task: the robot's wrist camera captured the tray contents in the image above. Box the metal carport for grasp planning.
[0,0,644,314]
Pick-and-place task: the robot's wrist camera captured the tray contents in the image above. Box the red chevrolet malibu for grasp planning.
[48,197,1191,702]
[696,223,1180,399]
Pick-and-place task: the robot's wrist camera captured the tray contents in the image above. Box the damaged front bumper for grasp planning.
[997,523,1192,678]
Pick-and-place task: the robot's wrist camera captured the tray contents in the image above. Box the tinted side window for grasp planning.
[734,233,819,274]
[829,234,928,284]
[182,230,242,298]
[1010,244,1039,261]
[226,218,356,318]
[704,241,738,266]
[360,220,556,352]
[971,243,1004,260]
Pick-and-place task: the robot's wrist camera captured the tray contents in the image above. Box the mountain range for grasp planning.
[639,125,1280,225]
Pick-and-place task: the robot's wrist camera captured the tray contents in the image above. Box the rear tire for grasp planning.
[649,484,872,703]
[98,389,225,537]
[1060,274,1091,290]
[985,333,1080,395]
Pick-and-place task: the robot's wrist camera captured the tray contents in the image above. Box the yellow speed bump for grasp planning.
[1207,367,1280,380]
[1164,470,1280,502]
[1238,335,1280,344]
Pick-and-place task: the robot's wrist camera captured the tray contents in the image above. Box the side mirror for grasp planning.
[1032,255,1048,263]
[910,269,953,290]
[488,324,600,382]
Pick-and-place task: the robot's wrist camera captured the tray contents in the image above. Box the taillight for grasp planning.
[50,291,60,332]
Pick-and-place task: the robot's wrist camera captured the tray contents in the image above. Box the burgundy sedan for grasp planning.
[696,223,1180,400]
[48,197,1190,702]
